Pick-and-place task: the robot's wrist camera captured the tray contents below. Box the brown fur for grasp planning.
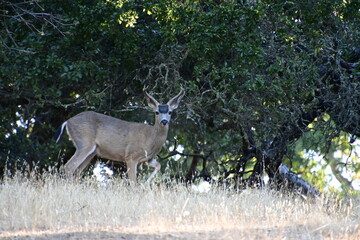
[57,89,185,183]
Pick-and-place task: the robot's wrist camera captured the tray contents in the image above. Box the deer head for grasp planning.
[144,87,185,126]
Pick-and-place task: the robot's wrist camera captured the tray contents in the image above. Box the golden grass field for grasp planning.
[0,173,359,240]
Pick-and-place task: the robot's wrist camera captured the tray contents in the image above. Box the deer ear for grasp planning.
[144,87,159,110]
[167,89,185,110]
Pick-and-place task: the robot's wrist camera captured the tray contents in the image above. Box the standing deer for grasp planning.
[55,87,185,183]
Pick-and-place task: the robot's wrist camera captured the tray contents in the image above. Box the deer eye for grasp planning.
[168,111,172,115]
[155,111,159,115]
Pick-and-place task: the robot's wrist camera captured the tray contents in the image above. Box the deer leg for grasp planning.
[76,148,97,176]
[145,158,161,184]
[65,145,96,179]
[126,161,138,183]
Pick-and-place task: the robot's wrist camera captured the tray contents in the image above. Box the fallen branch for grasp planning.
[277,164,321,198]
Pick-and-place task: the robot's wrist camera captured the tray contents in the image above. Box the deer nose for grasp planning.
[160,119,168,126]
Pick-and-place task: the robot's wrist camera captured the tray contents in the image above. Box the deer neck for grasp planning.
[155,122,169,139]
[149,121,169,149]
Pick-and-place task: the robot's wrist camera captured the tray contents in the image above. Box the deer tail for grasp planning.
[55,121,67,143]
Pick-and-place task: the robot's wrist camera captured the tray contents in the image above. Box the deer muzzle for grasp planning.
[160,119,168,126]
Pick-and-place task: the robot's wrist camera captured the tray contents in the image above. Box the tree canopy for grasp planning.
[1,0,360,195]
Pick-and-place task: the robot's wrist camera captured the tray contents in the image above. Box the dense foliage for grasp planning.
[1,0,359,194]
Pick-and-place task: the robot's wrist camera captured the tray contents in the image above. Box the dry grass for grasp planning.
[0,173,359,239]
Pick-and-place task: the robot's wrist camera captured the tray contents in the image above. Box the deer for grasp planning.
[55,87,185,183]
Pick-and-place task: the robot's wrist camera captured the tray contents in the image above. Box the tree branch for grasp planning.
[277,164,321,198]
[1,0,69,54]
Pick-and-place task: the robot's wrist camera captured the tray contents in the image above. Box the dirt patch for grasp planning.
[2,226,359,240]
[0,230,267,240]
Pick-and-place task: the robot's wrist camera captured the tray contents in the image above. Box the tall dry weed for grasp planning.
[0,173,359,239]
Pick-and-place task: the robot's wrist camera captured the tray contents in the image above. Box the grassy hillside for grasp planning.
[0,173,359,239]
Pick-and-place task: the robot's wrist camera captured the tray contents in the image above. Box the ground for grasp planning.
[2,225,360,240]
